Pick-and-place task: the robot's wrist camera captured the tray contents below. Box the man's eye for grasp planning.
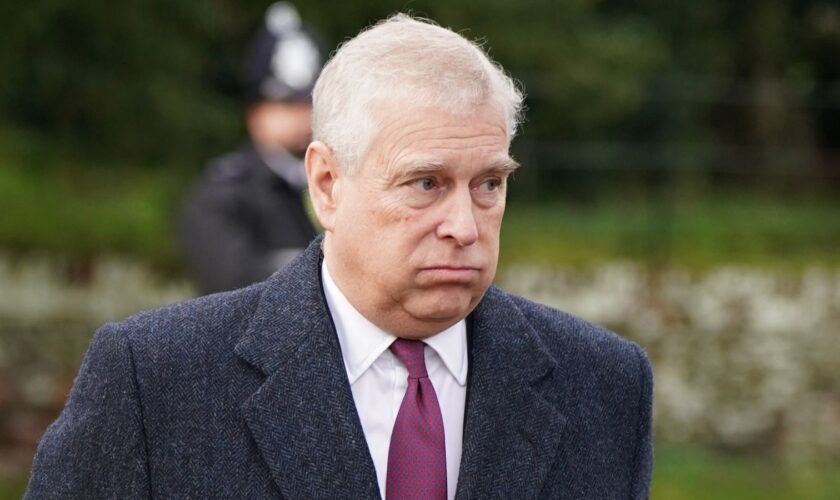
[481,178,502,191]
[412,178,436,191]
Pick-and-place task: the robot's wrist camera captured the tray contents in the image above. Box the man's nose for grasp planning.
[436,188,478,246]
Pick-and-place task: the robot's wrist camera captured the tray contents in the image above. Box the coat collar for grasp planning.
[236,235,566,498]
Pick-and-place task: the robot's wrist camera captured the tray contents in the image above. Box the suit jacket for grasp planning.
[25,236,653,499]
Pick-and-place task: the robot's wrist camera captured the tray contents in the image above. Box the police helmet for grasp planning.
[242,2,325,103]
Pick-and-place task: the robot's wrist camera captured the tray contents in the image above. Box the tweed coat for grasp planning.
[25,236,653,499]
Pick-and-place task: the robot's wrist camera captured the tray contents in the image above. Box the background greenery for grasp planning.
[2,0,839,186]
[3,156,839,273]
[2,0,838,263]
[2,0,840,498]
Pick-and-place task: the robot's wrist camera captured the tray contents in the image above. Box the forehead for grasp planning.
[362,101,512,175]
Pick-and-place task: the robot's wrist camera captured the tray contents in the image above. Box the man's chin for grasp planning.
[407,292,480,324]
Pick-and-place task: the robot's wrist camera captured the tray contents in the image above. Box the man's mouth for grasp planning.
[419,266,481,282]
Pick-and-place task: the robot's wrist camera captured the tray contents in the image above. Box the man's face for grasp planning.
[325,102,517,338]
[247,101,313,157]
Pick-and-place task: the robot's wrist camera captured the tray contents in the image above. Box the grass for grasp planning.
[0,160,189,273]
[500,196,840,270]
[0,476,26,500]
[652,445,840,500]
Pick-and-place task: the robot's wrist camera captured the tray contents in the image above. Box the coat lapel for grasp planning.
[235,237,380,499]
[455,286,568,499]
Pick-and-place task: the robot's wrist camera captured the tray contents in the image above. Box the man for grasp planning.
[26,14,653,499]
[179,2,321,295]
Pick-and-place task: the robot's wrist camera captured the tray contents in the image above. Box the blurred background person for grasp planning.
[179,1,322,295]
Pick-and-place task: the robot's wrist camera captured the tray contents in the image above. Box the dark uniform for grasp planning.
[179,2,323,295]
[179,146,317,295]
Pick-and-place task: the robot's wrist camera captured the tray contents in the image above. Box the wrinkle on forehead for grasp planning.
[362,103,510,179]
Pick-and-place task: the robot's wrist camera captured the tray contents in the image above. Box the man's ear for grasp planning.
[305,141,341,231]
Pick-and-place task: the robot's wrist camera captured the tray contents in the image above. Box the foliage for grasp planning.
[0,475,28,500]
[0,0,253,161]
[5,0,838,186]
[0,134,188,271]
[500,198,840,270]
[652,445,840,499]
[3,132,839,270]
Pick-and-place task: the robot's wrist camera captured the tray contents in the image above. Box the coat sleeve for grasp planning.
[630,344,654,500]
[24,323,151,499]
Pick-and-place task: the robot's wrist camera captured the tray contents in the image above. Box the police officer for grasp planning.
[180,2,323,295]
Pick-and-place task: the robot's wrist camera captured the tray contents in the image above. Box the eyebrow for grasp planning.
[486,157,521,175]
[401,157,521,177]
[402,158,447,176]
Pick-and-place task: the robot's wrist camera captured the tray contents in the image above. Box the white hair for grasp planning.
[312,13,524,172]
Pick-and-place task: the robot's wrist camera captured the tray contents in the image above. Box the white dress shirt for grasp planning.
[321,262,468,500]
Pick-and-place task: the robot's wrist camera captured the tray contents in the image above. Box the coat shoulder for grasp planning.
[109,282,266,362]
[203,149,257,184]
[182,149,258,209]
[486,286,652,386]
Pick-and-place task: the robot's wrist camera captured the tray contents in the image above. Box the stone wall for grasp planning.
[0,254,192,474]
[499,263,840,462]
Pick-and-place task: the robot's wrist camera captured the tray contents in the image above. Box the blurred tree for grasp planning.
[802,2,840,183]
[0,0,259,161]
[0,0,664,166]
[0,0,837,193]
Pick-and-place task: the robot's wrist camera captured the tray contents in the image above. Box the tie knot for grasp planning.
[390,339,428,379]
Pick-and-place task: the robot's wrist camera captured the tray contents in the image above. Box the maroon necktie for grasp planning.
[386,339,447,500]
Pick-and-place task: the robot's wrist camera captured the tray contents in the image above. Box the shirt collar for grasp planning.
[321,261,468,386]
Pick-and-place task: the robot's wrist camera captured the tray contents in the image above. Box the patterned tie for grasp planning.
[386,339,447,500]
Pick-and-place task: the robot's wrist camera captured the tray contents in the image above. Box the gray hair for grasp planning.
[312,13,524,172]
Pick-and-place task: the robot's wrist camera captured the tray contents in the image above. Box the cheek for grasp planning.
[377,196,439,237]
[376,192,412,221]
[479,206,506,236]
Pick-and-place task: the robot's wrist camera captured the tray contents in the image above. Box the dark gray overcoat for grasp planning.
[26,236,653,499]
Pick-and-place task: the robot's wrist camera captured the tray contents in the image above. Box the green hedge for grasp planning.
[3,158,840,271]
